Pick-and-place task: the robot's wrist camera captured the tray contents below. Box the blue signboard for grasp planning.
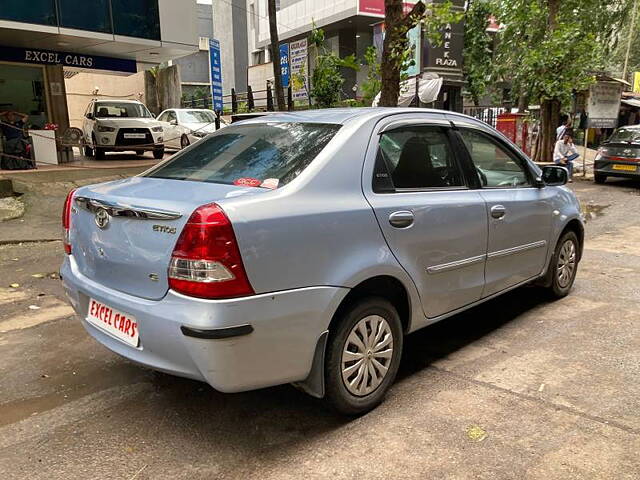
[209,39,223,112]
[279,43,290,88]
[0,46,137,73]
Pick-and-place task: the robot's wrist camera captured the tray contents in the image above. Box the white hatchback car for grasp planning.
[157,108,226,150]
[82,100,165,159]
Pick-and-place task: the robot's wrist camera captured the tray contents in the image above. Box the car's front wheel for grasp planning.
[594,173,607,184]
[324,297,403,415]
[548,230,580,298]
[153,147,165,159]
[95,147,106,160]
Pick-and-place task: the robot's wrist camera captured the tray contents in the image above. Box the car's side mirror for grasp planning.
[169,119,178,126]
[541,165,568,186]
[86,112,94,120]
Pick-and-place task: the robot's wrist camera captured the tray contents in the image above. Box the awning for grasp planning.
[621,99,640,108]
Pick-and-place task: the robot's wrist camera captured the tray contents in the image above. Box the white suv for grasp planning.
[82,100,165,159]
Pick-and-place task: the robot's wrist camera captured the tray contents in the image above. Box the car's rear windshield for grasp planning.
[145,122,341,188]
[608,128,640,144]
[95,102,152,118]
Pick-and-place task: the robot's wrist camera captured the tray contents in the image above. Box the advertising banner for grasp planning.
[289,39,309,101]
[279,43,290,88]
[208,39,223,112]
[633,72,640,94]
[403,24,421,78]
[358,0,385,17]
[587,81,623,129]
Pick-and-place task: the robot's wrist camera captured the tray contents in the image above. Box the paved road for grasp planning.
[1,178,639,479]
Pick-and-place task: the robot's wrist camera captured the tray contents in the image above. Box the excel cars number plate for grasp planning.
[86,298,139,347]
[123,133,146,139]
[612,164,637,172]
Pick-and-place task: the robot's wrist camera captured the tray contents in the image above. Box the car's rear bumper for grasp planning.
[594,159,640,178]
[61,256,348,392]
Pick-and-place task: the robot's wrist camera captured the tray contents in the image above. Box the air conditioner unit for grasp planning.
[199,37,210,51]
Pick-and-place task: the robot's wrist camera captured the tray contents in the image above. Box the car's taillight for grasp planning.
[62,188,77,255]
[168,203,254,299]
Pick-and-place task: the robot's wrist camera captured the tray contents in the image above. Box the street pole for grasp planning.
[622,0,639,82]
[583,128,588,178]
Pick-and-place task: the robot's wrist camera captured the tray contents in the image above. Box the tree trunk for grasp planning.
[379,0,425,107]
[532,0,561,162]
[379,0,404,106]
[534,98,560,162]
[517,93,529,113]
[268,0,286,111]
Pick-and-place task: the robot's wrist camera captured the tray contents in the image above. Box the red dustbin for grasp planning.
[496,113,530,156]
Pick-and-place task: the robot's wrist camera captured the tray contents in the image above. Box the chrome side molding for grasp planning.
[427,254,486,274]
[74,196,182,220]
[487,240,547,259]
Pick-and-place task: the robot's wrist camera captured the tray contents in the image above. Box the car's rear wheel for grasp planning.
[324,297,403,415]
[594,173,607,184]
[181,135,190,149]
[548,231,579,298]
[153,147,165,159]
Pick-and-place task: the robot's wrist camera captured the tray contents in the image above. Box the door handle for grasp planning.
[490,205,506,219]
[389,210,414,228]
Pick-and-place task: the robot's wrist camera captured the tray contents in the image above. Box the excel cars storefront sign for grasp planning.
[0,46,137,73]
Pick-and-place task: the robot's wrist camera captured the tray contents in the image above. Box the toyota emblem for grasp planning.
[94,208,110,229]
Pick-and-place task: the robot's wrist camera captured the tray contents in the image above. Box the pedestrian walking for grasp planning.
[553,133,579,182]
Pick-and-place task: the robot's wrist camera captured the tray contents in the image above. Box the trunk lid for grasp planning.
[71,177,264,300]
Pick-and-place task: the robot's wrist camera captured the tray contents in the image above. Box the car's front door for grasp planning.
[455,126,554,297]
[363,120,488,319]
[162,110,179,148]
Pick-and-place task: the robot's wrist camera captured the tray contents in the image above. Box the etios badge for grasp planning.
[94,208,110,229]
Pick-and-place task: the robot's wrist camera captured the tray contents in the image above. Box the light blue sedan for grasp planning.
[61,108,583,415]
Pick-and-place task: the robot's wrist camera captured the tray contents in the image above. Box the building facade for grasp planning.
[247,0,465,109]
[0,0,198,148]
[172,1,215,97]
[213,0,249,96]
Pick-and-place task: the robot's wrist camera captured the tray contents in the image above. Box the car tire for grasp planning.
[180,135,190,149]
[84,144,93,157]
[594,173,607,184]
[153,147,165,159]
[324,297,403,416]
[547,230,580,299]
[95,147,106,160]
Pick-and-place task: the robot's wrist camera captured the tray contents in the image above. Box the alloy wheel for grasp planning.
[341,315,393,396]
[557,239,577,288]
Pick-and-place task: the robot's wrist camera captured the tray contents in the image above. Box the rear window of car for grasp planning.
[145,122,341,188]
[607,128,640,144]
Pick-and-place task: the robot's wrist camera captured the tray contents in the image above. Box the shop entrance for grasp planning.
[0,62,49,128]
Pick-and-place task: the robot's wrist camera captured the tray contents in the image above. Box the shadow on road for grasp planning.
[142,286,553,433]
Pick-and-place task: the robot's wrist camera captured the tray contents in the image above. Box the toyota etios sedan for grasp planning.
[61,108,583,415]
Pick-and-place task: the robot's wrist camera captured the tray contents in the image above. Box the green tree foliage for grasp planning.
[490,0,630,160]
[361,46,382,106]
[463,0,495,105]
[309,25,359,108]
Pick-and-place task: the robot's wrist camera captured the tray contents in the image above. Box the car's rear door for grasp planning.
[362,115,488,319]
[452,123,554,297]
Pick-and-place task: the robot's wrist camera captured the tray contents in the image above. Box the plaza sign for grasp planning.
[0,46,137,73]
